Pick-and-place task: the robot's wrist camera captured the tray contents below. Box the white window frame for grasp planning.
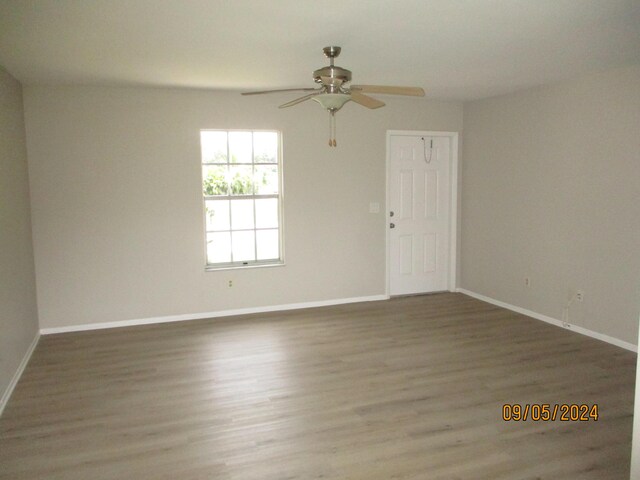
[201,129,284,270]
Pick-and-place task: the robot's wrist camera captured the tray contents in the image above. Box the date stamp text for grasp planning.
[502,403,599,422]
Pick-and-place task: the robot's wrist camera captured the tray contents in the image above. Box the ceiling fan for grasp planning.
[242,46,425,146]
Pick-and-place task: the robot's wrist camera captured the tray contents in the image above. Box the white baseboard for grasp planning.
[40,294,391,335]
[0,332,40,417]
[457,288,637,352]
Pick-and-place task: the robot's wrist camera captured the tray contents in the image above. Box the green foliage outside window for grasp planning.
[203,167,270,196]
[203,167,229,195]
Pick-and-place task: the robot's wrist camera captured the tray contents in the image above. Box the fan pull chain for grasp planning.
[328,111,337,147]
[332,111,336,147]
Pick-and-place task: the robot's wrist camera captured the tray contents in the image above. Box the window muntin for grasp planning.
[201,130,282,268]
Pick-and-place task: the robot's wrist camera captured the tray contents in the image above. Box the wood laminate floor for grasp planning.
[0,293,636,479]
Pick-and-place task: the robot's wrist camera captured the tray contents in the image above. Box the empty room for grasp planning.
[1,1,639,479]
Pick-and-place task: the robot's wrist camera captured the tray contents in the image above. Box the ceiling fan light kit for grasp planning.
[312,93,351,111]
[242,46,425,147]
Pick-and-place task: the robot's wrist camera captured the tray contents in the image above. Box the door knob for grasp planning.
[390,223,395,229]
[390,211,395,217]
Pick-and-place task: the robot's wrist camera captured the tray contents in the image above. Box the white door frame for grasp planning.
[385,130,459,296]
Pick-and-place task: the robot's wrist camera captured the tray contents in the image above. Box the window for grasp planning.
[200,130,283,269]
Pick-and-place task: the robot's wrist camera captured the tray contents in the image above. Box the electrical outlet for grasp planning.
[228,280,233,288]
[524,277,530,287]
[576,290,584,302]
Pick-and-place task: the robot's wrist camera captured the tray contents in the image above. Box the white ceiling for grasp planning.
[1,0,638,100]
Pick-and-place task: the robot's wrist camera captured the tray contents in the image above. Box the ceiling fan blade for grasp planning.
[242,87,318,96]
[350,85,425,96]
[278,92,321,109]
[350,91,385,109]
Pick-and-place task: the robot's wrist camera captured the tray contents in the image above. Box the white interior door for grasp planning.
[388,134,452,295]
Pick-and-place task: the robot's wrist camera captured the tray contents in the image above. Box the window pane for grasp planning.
[201,131,228,163]
[256,229,279,260]
[203,165,228,196]
[232,231,256,262]
[229,165,254,195]
[253,132,278,163]
[254,165,278,194]
[230,199,254,230]
[228,131,252,163]
[207,232,231,264]
[205,200,230,231]
[255,198,278,229]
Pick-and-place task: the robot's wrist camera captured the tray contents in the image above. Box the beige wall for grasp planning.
[23,86,462,329]
[461,65,640,345]
[0,67,39,403]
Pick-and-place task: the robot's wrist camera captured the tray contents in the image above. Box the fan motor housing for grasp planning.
[313,66,352,85]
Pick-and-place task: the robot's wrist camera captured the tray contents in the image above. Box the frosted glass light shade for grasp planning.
[312,93,351,111]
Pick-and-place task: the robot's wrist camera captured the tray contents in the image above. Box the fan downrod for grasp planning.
[314,46,351,87]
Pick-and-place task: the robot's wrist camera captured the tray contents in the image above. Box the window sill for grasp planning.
[205,261,285,272]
